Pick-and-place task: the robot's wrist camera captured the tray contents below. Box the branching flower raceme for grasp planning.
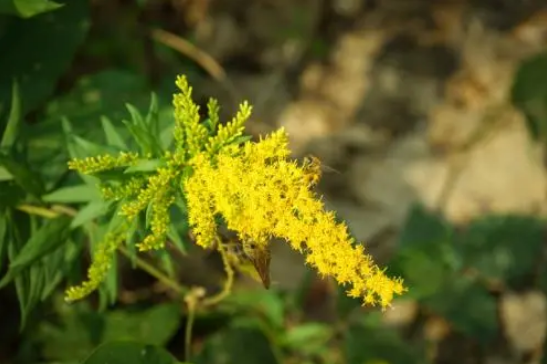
[65,75,406,308]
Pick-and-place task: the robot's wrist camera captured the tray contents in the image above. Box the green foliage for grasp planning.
[345,316,423,364]
[82,341,180,364]
[390,203,545,344]
[512,51,547,142]
[0,0,62,18]
[0,0,89,119]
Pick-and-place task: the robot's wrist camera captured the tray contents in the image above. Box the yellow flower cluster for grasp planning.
[65,229,124,303]
[64,74,406,307]
[184,129,406,308]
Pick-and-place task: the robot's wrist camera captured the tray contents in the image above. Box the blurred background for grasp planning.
[2,0,547,363]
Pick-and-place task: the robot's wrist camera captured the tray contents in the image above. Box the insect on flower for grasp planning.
[222,236,272,289]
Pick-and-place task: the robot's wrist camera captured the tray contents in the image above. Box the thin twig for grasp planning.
[151,28,226,82]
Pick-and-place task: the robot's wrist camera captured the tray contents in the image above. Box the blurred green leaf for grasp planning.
[41,239,80,300]
[0,0,63,18]
[69,134,121,159]
[0,215,71,287]
[102,304,181,346]
[8,239,32,328]
[512,51,547,141]
[423,278,498,344]
[398,204,454,251]
[122,100,162,156]
[0,0,89,117]
[36,300,103,360]
[82,341,179,364]
[389,204,458,300]
[43,184,102,203]
[99,251,118,309]
[101,116,128,150]
[70,200,112,229]
[195,320,279,364]
[1,80,20,149]
[0,212,8,271]
[457,215,544,285]
[45,70,151,126]
[0,152,44,197]
[227,290,285,329]
[281,323,332,356]
[344,320,423,364]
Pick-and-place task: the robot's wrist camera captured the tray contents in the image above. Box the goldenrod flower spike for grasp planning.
[184,127,406,308]
[64,74,405,307]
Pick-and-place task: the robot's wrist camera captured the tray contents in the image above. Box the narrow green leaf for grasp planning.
[145,93,160,140]
[43,184,102,203]
[0,152,44,197]
[0,212,8,272]
[8,240,30,329]
[41,238,81,301]
[101,116,128,150]
[1,80,21,149]
[168,221,187,255]
[26,262,45,317]
[122,119,152,155]
[0,215,71,287]
[82,341,179,364]
[72,135,120,158]
[70,200,111,229]
[126,103,145,127]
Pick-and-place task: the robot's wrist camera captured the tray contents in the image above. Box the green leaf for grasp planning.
[43,184,102,203]
[168,220,187,255]
[145,93,160,142]
[123,99,162,156]
[344,320,423,364]
[1,80,20,149]
[9,240,32,328]
[41,240,80,300]
[423,278,498,344]
[195,322,279,364]
[0,152,44,197]
[26,261,45,317]
[281,323,332,356]
[389,204,459,300]
[82,341,179,364]
[44,70,150,126]
[101,116,128,150]
[71,134,121,158]
[457,214,544,285]
[0,212,8,272]
[511,52,547,141]
[0,0,63,18]
[0,0,89,117]
[70,200,112,229]
[227,290,285,329]
[102,304,181,346]
[0,215,71,287]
